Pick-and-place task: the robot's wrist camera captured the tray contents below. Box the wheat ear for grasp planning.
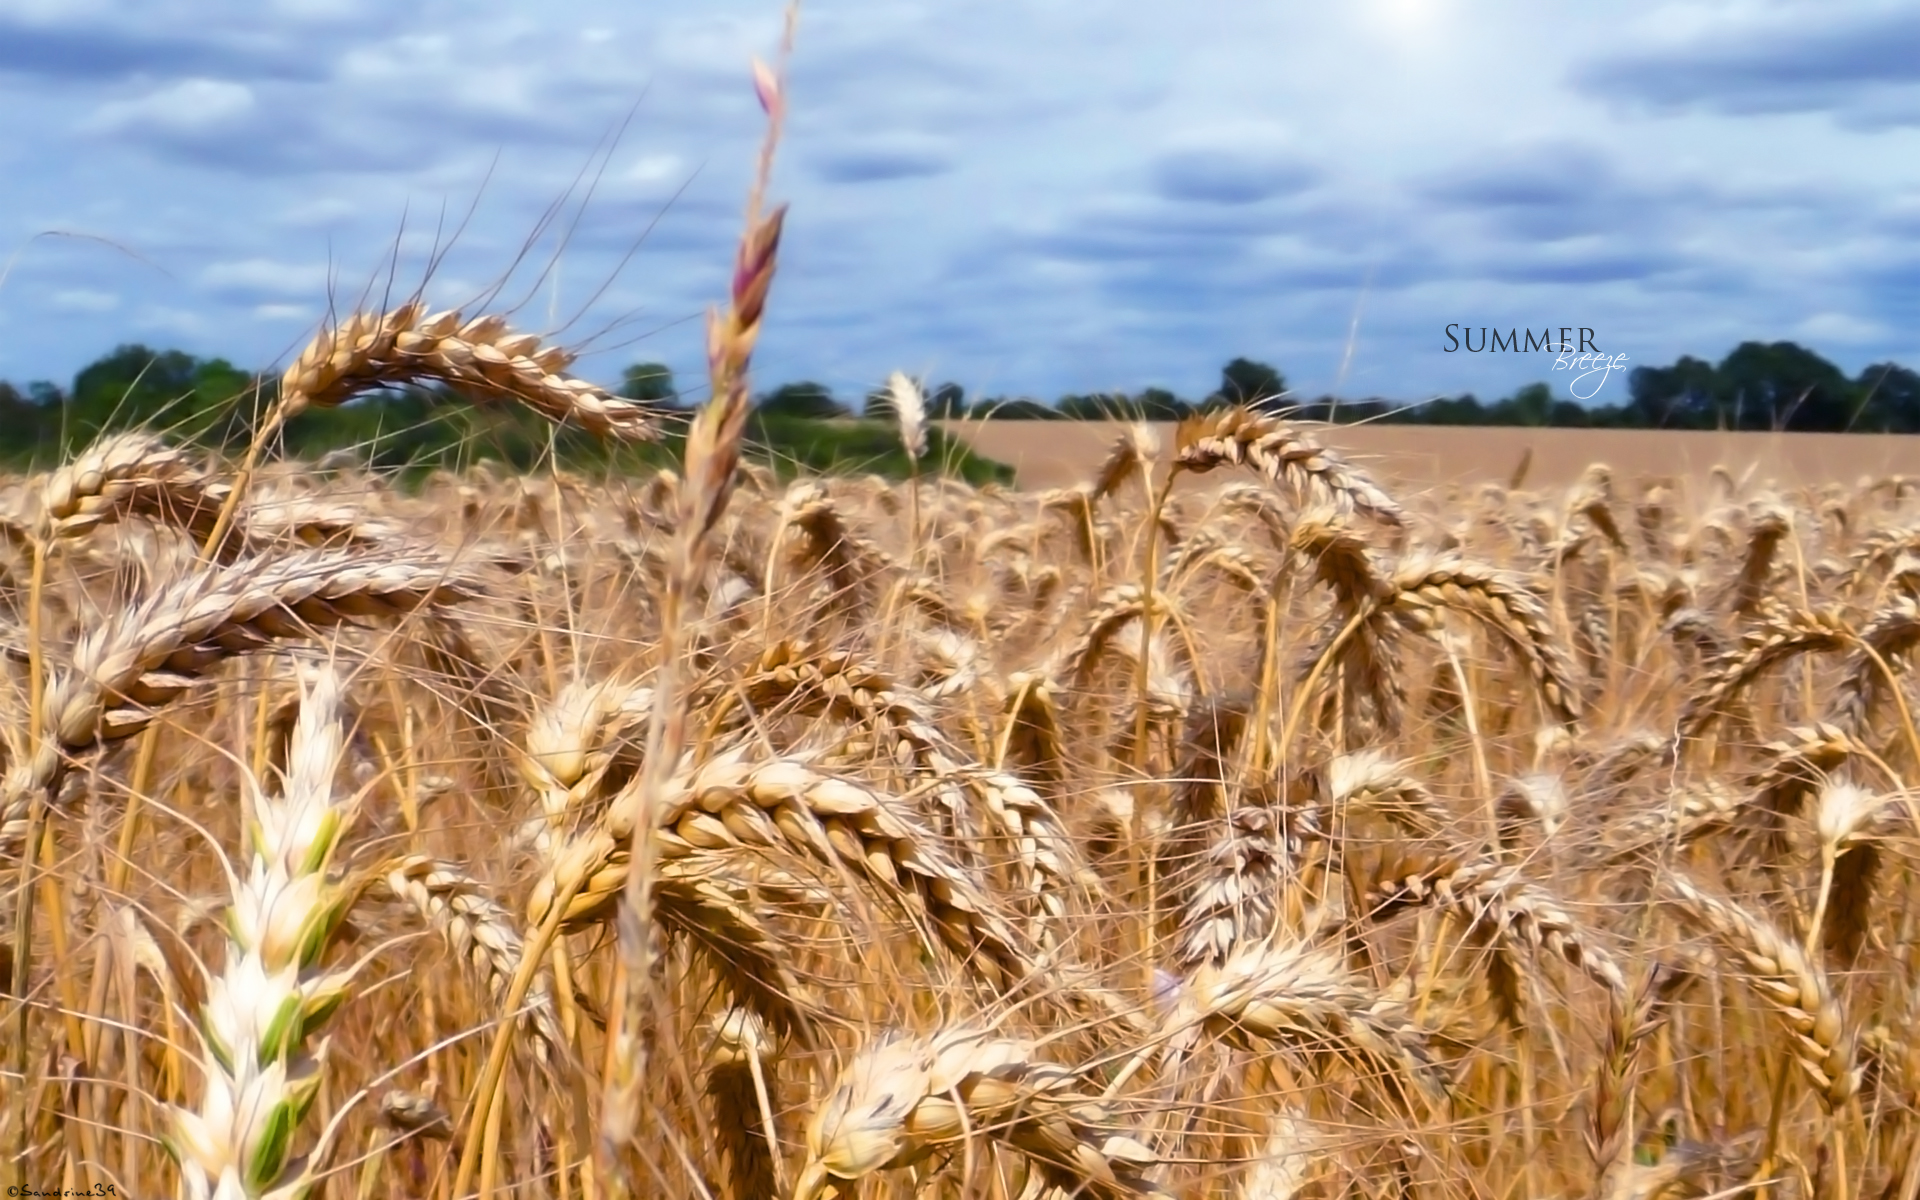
[1163,937,1444,1112]
[706,1007,786,1200]
[1175,806,1287,969]
[543,748,1033,984]
[793,1027,1165,1200]
[168,665,356,1199]
[1590,965,1686,1189]
[1807,782,1895,967]
[1327,751,1451,840]
[1173,406,1404,527]
[2,548,478,856]
[1351,842,1627,1003]
[277,302,659,441]
[1389,556,1583,727]
[378,856,565,1061]
[1828,596,1920,733]
[1664,873,1858,1110]
[39,430,227,543]
[1678,604,1851,739]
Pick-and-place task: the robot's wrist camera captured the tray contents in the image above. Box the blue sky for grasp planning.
[1,0,1917,409]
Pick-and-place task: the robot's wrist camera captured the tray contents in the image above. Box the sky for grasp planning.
[1,0,1917,410]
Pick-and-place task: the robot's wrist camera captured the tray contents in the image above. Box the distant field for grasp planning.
[945,419,1920,494]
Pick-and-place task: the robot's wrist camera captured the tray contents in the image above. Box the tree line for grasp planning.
[2,339,1916,477]
[657,343,1920,433]
[0,346,1013,482]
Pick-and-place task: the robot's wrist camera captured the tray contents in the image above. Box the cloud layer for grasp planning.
[1,0,1917,408]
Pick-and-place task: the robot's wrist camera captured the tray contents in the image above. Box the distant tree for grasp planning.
[757,381,849,419]
[0,382,45,456]
[1291,395,1337,422]
[68,344,200,434]
[1057,393,1124,420]
[1333,397,1394,423]
[977,397,1062,419]
[1054,388,1191,421]
[60,345,259,447]
[620,362,677,404]
[1417,393,1488,425]
[1857,363,1920,432]
[1625,355,1716,428]
[1133,387,1191,421]
[1714,341,1854,431]
[1549,399,1592,427]
[1216,357,1287,406]
[1490,382,1553,426]
[928,382,967,419]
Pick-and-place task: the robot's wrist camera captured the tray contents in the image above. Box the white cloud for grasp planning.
[133,304,208,336]
[1798,312,1890,344]
[87,77,254,135]
[50,288,119,312]
[272,196,362,227]
[200,258,333,296]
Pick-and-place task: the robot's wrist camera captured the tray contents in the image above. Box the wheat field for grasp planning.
[9,355,1920,1200]
[8,33,1920,1200]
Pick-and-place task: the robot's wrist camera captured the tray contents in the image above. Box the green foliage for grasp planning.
[0,382,42,443]
[745,414,1011,484]
[1216,357,1287,405]
[758,381,850,419]
[973,397,1063,419]
[928,382,967,419]
[619,362,677,404]
[0,345,1013,485]
[0,344,267,463]
[65,344,262,448]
